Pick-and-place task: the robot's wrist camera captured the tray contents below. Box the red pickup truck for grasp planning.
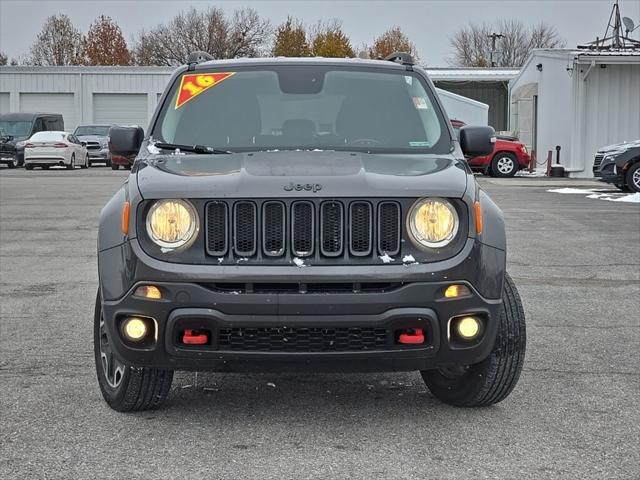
[452,120,531,177]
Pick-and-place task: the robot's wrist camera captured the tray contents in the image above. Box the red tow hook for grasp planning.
[182,329,209,345]
[398,328,425,345]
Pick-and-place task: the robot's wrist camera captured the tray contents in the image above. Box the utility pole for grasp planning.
[488,32,504,67]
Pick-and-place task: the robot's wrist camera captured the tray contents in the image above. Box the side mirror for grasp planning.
[108,126,144,159]
[459,125,495,157]
[81,141,87,147]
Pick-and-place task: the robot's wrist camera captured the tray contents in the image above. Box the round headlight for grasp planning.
[408,198,459,249]
[146,199,198,249]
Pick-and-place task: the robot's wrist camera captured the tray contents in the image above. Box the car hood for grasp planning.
[598,139,640,154]
[136,150,469,199]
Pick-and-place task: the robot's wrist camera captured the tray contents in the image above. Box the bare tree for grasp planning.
[309,20,355,58]
[449,19,565,67]
[272,17,311,57]
[367,26,419,60]
[132,7,271,66]
[29,14,84,66]
[84,15,131,65]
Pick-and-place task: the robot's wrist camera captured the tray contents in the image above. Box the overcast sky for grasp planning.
[1,0,640,65]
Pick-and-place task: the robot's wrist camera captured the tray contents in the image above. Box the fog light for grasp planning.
[456,316,480,340]
[134,285,162,300]
[122,317,147,341]
[444,284,471,298]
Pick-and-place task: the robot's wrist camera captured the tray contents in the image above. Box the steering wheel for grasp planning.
[347,138,383,147]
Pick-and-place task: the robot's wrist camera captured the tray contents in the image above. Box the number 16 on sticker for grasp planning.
[175,72,235,109]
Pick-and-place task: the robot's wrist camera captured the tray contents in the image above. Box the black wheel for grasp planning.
[82,155,89,169]
[421,272,526,407]
[490,153,518,177]
[67,154,75,170]
[111,164,119,170]
[25,164,34,170]
[125,164,132,170]
[42,165,50,170]
[94,290,173,412]
[106,158,112,168]
[614,183,630,192]
[626,162,640,193]
[6,157,17,169]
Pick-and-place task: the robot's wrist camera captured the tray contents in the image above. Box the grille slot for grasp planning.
[593,154,604,168]
[320,201,343,256]
[233,201,257,256]
[218,326,389,352]
[263,201,285,256]
[378,201,401,256]
[205,201,228,256]
[349,201,372,256]
[292,201,314,257]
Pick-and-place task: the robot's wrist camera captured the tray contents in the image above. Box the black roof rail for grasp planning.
[384,52,415,66]
[186,51,214,70]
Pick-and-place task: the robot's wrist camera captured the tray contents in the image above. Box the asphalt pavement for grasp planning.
[1,166,638,479]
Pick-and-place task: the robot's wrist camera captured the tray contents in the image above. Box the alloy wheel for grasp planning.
[633,168,640,190]
[497,156,515,175]
[99,314,125,388]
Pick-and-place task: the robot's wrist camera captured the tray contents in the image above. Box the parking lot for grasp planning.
[0,167,638,479]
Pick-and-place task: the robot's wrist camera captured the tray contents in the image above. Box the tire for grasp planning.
[42,165,49,170]
[125,164,132,170]
[421,272,526,407]
[106,158,112,168]
[625,162,640,193]
[490,153,518,177]
[111,164,119,170]
[615,183,630,192]
[25,164,34,170]
[81,155,89,169]
[94,290,173,412]
[67,154,75,170]
[6,158,17,169]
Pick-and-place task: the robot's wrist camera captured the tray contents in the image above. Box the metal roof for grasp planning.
[425,68,520,81]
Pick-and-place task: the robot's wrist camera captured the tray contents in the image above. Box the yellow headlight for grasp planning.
[408,198,458,248]
[146,199,198,249]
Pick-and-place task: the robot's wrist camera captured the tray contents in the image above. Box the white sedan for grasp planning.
[24,131,89,170]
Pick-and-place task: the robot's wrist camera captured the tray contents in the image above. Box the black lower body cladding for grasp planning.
[98,236,505,373]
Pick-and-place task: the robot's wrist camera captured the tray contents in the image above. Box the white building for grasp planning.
[510,49,640,177]
[0,66,172,131]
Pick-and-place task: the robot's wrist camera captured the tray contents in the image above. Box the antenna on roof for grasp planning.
[383,52,415,66]
[577,0,640,50]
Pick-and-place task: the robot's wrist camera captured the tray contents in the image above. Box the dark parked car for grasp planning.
[451,120,531,177]
[592,140,640,192]
[74,124,113,167]
[96,53,526,411]
[0,112,64,168]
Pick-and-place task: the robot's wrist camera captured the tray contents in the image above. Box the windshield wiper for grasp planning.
[154,142,231,154]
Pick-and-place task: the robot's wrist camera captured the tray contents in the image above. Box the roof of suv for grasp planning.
[0,112,62,121]
[191,56,411,70]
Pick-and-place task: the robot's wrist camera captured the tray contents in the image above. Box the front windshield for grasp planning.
[0,120,32,138]
[75,125,110,136]
[153,65,449,154]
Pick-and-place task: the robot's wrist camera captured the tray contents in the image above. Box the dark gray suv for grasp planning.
[95,53,526,411]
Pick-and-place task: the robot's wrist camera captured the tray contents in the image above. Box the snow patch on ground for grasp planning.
[379,253,395,264]
[516,169,547,177]
[548,188,640,204]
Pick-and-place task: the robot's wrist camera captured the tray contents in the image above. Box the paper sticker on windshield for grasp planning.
[409,141,430,147]
[412,97,429,110]
[175,72,235,109]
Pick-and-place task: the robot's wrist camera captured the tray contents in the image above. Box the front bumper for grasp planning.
[99,238,505,373]
[88,149,110,160]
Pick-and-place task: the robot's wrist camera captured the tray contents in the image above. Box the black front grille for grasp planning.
[378,202,401,255]
[206,202,228,256]
[233,202,257,256]
[218,326,389,351]
[321,201,343,256]
[292,201,314,256]
[204,198,404,262]
[86,142,101,150]
[350,202,372,256]
[593,154,604,168]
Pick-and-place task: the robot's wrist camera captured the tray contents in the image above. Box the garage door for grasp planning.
[0,93,10,113]
[93,93,148,128]
[20,93,76,131]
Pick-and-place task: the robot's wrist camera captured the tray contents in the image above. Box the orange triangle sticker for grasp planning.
[175,72,235,109]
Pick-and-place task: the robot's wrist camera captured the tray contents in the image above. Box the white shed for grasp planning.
[509,49,640,177]
[436,88,489,127]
